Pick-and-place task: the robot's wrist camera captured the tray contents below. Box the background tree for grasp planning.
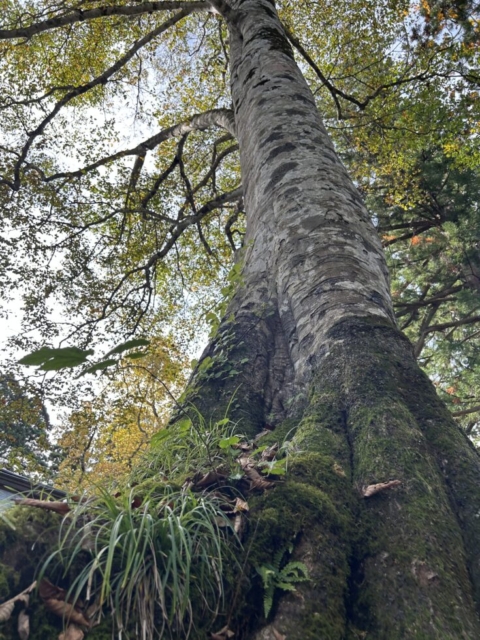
[57,334,188,490]
[0,1,480,639]
[0,374,56,477]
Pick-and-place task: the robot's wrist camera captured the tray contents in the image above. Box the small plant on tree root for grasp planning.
[256,547,309,618]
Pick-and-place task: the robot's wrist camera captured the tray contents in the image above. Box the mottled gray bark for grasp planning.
[228,0,394,383]
[185,1,480,638]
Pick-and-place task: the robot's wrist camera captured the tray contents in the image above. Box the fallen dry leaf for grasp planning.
[39,578,67,602]
[254,429,271,442]
[0,600,15,623]
[411,560,439,587]
[243,467,274,491]
[18,610,29,640]
[261,444,279,461]
[233,441,252,452]
[193,469,228,489]
[362,480,401,498]
[234,514,245,535]
[59,625,85,640]
[238,456,274,490]
[272,627,286,640]
[0,582,36,622]
[44,599,90,627]
[333,462,346,478]
[234,498,249,513]
[14,497,71,515]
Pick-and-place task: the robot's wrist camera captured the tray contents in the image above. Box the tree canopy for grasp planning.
[0,0,480,470]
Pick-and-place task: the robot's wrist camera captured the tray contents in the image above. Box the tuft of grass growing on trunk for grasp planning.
[42,485,234,639]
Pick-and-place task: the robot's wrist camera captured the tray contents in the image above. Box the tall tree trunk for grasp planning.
[187,1,480,638]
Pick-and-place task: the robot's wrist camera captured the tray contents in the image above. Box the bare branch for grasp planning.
[395,285,463,316]
[145,185,243,268]
[141,137,186,208]
[412,303,439,357]
[176,141,239,217]
[225,199,244,251]
[0,2,210,40]
[424,314,480,334]
[451,405,480,418]
[64,185,243,340]
[285,25,361,116]
[382,223,436,247]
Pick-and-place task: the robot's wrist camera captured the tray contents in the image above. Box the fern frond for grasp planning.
[272,547,285,572]
[263,588,274,617]
[276,582,297,591]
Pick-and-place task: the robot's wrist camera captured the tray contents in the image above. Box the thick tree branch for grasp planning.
[451,405,480,418]
[2,12,220,191]
[395,285,463,316]
[424,314,480,334]
[207,0,235,20]
[0,2,209,40]
[43,109,236,183]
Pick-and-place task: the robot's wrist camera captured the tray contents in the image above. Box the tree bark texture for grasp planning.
[186,1,480,638]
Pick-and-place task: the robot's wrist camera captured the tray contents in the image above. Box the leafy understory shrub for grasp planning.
[43,486,234,639]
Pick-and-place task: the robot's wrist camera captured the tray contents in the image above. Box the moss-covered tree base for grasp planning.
[240,318,480,639]
[2,318,480,639]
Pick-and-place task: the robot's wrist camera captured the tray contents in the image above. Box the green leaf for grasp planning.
[18,347,57,366]
[0,510,15,530]
[265,465,286,476]
[276,582,297,591]
[198,356,213,372]
[124,351,148,360]
[105,339,150,357]
[18,346,94,370]
[218,436,240,449]
[78,359,118,376]
[150,429,171,447]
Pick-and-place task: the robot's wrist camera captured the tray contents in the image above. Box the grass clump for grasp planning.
[42,483,236,639]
